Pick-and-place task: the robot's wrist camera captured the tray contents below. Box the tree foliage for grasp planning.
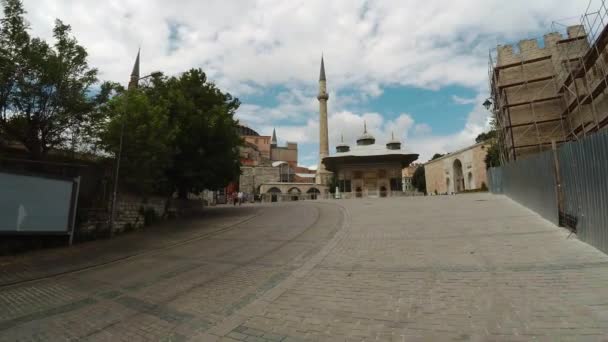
[97,69,242,197]
[411,166,426,194]
[484,143,500,169]
[0,0,107,159]
[97,90,173,194]
[475,130,497,143]
[431,153,444,161]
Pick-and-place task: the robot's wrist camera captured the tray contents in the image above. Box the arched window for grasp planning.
[307,188,321,200]
[267,187,281,202]
[288,187,301,201]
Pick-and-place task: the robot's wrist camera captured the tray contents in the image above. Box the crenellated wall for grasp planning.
[492,25,594,160]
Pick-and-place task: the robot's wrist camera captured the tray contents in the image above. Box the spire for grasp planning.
[319,55,326,81]
[392,131,395,140]
[357,120,375,146]
[271,128,277,146]
[336,132,350,153]
[128,49,140,90]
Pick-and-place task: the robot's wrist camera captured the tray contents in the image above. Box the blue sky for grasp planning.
[21,0,591,167]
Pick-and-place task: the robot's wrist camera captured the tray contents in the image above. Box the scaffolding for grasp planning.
[490,0,608,161]
[552,0,608,139]
[489,37,568,161]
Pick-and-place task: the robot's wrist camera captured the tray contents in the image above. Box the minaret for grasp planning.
[128,49,140,90]
[271,128,277,147]
[316,55,332,185]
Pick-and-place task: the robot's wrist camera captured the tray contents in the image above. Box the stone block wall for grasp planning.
[77,194,167,238]
[239,166,280,194]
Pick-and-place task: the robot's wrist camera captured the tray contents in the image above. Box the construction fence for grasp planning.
[488,129,608,253]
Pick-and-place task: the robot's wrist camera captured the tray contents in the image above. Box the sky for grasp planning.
[20,0,591,168]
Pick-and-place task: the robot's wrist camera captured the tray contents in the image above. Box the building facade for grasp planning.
[490,17,608,162]
[424,142,490,195]
[323,129,418,198]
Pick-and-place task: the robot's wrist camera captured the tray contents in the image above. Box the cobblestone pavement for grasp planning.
[3,194,608,341]
[0,202,343,341]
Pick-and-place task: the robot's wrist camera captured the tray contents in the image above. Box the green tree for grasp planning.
[0,0,102,159]
[97,90,173,194]
[411,166,426,194]
[146,69,242,198]
[431,153,444,160]
[475,130,497,143]
[484,142,500,169]
[96,69,242,197]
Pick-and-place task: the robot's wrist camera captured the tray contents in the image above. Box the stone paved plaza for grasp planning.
[2,194,608,341]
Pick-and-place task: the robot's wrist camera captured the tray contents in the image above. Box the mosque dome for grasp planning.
[356,122,376,146]
[386,132,402,150]
[336,134,350,153]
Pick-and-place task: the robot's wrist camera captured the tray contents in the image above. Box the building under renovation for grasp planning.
[489,1,608,161]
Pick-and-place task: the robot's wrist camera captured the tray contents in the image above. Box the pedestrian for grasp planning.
[237,191,243,206]
[233,192,238,206]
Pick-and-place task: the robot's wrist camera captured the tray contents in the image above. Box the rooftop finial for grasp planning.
[341,133,344,143]
[319,54,326,81]
[364,120,367,134]
[271,128,277,146]
[392,131,395,140]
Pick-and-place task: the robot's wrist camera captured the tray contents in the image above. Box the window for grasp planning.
[390,178,401,191]
[338,180,352,193]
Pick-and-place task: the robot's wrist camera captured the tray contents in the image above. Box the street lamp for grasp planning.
[483,98,493,111]
[109,71,161,236]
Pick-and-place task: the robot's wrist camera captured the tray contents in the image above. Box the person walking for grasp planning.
[237,191,243,206]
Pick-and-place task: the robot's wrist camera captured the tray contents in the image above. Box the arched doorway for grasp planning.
[288,187,301,201]
[267,187,281,202]
[467,172,473,190]
[355,187,362,198]
[379,186,387,197]
[307,187,320,200]
[453,159,464,193]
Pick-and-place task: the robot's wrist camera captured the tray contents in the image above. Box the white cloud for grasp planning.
[451,95,477,105]
[414,123,432,135]
[20,0,588,93]
[16,0,589,165]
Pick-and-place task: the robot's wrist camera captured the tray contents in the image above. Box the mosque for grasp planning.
[242,57,419,201]
[316,57,419,198]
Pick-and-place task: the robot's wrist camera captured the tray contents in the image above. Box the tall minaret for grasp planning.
[128,49,140,90]
[316,55,332,185]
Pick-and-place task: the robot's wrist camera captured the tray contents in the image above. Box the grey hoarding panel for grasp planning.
[559,130,608,253]
[0,172,74,233]
[489,151,558,225]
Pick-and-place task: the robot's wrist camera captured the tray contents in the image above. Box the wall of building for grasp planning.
[239,166,280,195]
[493,26,589,160]
[424,143,489,195]
[243,135,271,159]
[270,142,298,168]
[333,162,403,197]
[493,22,608,160]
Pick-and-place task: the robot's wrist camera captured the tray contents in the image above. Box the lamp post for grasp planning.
[109,72,161,237]
[482,98,493,111]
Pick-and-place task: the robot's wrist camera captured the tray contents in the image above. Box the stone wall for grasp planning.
[424,142,490,195]
[239,166,280,194]
[77,194,167,239]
